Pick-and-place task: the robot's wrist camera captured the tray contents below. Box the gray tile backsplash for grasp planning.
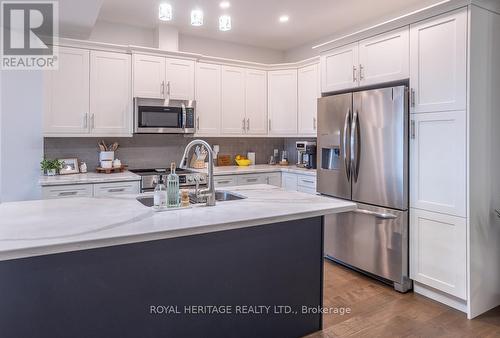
[44,135,286,170]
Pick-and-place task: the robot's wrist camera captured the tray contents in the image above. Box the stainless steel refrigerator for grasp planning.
[317,85,411,292]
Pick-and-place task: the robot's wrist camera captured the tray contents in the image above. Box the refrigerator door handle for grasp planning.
[343,109,351,181]
[353,208,398,219]
[350,110,360,182]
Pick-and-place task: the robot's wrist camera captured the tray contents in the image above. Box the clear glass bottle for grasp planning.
[167,162,180,208]
[153,174,167,209]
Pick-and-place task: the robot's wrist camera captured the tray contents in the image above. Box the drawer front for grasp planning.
[237,174,266,186]
[297,175,317,189]
[214,176,237,187]
[282,173,298,191]
[93,181,140,197]
[42,184,93,199]
[297,185,318,195]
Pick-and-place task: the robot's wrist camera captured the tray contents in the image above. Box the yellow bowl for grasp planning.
[235,159,251,166]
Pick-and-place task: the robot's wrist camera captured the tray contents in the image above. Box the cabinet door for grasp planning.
[44,47,90,135]
[245,69,268,135]
[410,208,466,299]
[265,173,282,187]
[282,173,298,191]
[195,62,221,135]
[90,51,132,136]
[165,58,195,100]
[359,27,409,86]
[221,66,246,135]
[410,111,466,217]
[320,42,358,93]
[133,54,165,99]
[268,69,298,136]
[410,8,467,113]
[298,64,320,136]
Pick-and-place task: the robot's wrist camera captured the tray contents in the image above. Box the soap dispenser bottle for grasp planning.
[167,162,180,208]
[153,174,167,209]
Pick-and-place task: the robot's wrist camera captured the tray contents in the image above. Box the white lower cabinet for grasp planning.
[42,181,140,199]
[282,173,298,191]
[282,172,317,194]
[410,208,467,299]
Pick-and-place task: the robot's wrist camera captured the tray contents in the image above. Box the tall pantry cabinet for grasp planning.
[408,6,500,319]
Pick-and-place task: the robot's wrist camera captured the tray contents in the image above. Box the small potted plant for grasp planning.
[40,158,63,176]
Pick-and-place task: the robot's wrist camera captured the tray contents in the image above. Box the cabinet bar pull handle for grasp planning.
[161,81,165,97]
[197,117,200,131]
[410,88,416,107]
[269,119,271,131]
[167,81,171,96]
[353,65,357,82]
[301,180,315,184]
[247,118,250,131]
[90,114,95,130]
[83,113,88,129]
[59,191,78,196]
[216,180,232,184]
[410,120,415,139]
[242,118,246,131]
[359,64,364,80]
[246,178,258,182]
[108,188,126,193]
[313,117,317,130]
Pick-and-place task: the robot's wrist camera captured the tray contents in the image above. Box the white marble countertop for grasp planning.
[194,164,317,177]
[0,184,354,261]
[39,171,141,187]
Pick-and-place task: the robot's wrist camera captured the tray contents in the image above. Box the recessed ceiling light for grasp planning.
[159,3,172,21]
[279,15,289,23]
[219,15,231,31]
[191,9,204,26]
[219,1,230,9]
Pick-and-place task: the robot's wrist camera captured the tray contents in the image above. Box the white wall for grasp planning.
[0,71,43,202]
[178,34,284,63]
[88,20,285,64]
[89,21,155,47]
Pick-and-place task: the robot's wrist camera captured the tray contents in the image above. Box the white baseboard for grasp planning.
[414,282,468,314]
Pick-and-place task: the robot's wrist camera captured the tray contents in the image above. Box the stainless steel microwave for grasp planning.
[134,98,196,134]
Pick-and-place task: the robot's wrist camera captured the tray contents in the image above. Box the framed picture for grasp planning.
[59,158,79,175]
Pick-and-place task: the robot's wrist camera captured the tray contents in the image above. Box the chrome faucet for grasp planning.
[179,139,216,206]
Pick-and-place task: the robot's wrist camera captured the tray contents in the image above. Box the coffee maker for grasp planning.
[296,141,317,169]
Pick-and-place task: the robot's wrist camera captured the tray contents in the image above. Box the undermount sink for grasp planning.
[137,191,246,207]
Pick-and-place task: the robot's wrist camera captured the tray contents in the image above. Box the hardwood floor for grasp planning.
[305,260,500,338]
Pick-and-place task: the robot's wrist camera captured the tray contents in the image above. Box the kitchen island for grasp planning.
[0,185,355,338]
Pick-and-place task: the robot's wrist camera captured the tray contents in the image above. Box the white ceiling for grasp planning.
[96,0,444,50]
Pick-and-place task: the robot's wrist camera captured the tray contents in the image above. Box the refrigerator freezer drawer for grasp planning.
[324,203,410,291]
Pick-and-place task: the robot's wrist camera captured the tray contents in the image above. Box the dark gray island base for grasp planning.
[0,217,324,338]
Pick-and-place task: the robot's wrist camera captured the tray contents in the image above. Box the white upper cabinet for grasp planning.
[221,66,246,135]
[132,54,165,99]
[245,69,268,135]
[358,27,409,86]
[44,47,90,135]
[165,58,195,100]
[410,111,466,217]
[90,51,132,136]
[195,62,221,135]
[268,69,298,136]
[410,208,467,299]
[298,63,320,136]
[410,8,467,113]
[321,42,359,93]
